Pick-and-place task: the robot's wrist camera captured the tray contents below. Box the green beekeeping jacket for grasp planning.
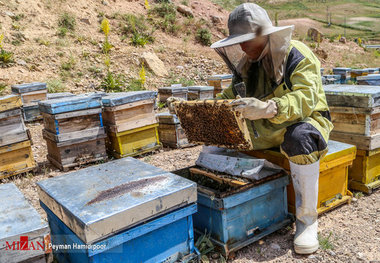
[217,40,334,153]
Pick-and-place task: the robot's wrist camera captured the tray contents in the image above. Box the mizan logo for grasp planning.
[5,235,52,252]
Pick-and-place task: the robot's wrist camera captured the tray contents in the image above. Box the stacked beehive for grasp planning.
[158,85,188,103]
[324,84,380,193]
[0,183,51,263]
[39,94,107,171]
[357,74,380,85]
[333,67,351,84]
[187,85,214,100]
[11,82,47,122]
[156,112,190,148]
[37,158,199,263]
[0,95,36,179]
[247,140,356,215]
[206,74,233,97]
[102,91,161,158]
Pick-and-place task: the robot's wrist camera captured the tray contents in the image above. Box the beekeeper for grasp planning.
[211,3,333,254]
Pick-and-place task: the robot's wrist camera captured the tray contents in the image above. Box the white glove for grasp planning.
[167,96,185,114]
[230,97,277,120]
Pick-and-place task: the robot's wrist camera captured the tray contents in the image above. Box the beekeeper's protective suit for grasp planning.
[211,3,333,254]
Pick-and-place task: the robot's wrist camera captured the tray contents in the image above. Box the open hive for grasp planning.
[174,100,253,150]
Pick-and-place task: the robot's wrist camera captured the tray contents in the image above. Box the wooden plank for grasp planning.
[189,167,248,187]
[329,106,380,114]
[47,107,102,120]
[20,90,47,106]
[11,82,46,94]
[103,99,155,112]
[43,127,105,143]
[23,105,42,122]
[0,95,22,112]
[0,108,22,120]
[0,114,28,147]
[105,115,157,133]
[330,131,380,150]
[45,113,101,135]
[43,131,106,147]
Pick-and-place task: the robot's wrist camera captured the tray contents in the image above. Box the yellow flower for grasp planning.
[101,19,110,36]
[0,34,4,49]
[144,0,150,10]
[139,63,146,86]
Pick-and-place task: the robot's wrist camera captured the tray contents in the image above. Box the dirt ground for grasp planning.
[1,122,379,263]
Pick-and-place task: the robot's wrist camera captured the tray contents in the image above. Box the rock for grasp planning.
[326,249,336,256]
[177,4,193,17]
[258,240,265,245]
[308,255,316,259]
[80,18,91,25]
[352,197,358,202]
[211,15,223,25]
[176,66,184,71]
[101,0,108,5]
[270,243,281,250]
[307,27,324,42]
[4,11,15,18]
[141,52,168,77]
[315,48,328,59]
[339,36,347,43]
[16,59,27,66]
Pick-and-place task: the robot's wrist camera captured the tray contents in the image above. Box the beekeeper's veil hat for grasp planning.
[211,3,294,84]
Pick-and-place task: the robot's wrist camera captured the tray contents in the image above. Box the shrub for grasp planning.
[100,72,126,92]
[58,13,76,31]
[47,79,66,93]
[196,28,212,46]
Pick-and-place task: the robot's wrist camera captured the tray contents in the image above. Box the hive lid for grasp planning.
[11,82,47,94]
[37,157,197,244]
[38,95,102,114]
[324,140,356,161]
[357,74,380,80]
[333,67,351,72]
[102,91,157,107]
[207,74,233,80]
[158,86,188,94]
[324,84,380,108]
[156,112,180,124]
[187,86,214,91]
[47,92,75,100]
[351,69,369,73]
[0,183,48,243]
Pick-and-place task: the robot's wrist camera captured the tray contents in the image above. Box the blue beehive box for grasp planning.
[357,74,380,86]
[365,68,380,75]
[333,68,351,84]
[324,74,341,84]
[39,94,102,115]
[37,158,199,263]
[102,91,157,107]
[173,166,292,256]
[0,183,50,263]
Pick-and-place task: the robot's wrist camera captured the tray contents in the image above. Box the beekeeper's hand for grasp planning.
[230,96,277,120]
[167,96,185,114]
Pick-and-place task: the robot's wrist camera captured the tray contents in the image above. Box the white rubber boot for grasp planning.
[289,160,320,255]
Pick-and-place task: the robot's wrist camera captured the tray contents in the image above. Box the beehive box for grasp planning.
[357,74,380,86]
[187,86,214,100]
[351,69,369,81]
[207,74,233,97]
[349,148,380,193]
[365,68,380,74]
[323,74,341,84]
[0,94,22,112]
[106,123,161,158]
[37,158,198,263]
[158,85,188,103]
[12,82,47,106]
[0,140,36,179]
[0,107,29,147]
[246,140,356,215]
[0,183,51,263]
[174,100,253,150]
[102,91,157,133]
[156,113,190,148]
[173,166,292,256]
[39,95,107,171]
[333,67,351,83]
[324,84,380,150]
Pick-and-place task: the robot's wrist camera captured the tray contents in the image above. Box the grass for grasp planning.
[120,14,155,46]
[100,72,126,92]
[61,56,76,71]
[58,12,76,31]
[0,49,14,66]
[0,83,7,94]
[196,28,212,46]
[353,191,364,199]
[47,79,66,93]
[318,232,334,250]
[165,72,195,87]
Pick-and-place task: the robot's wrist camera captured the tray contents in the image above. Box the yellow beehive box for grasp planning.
[0,140,36,179]
[246,140,356,215]
[106,123,161,158]
[0,94,22,112]
[349,148,380,193]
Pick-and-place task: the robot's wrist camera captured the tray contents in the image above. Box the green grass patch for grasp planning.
[47,79,66,93]
[318,232,334,250]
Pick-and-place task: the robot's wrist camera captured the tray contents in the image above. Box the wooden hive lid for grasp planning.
[102,91,157,107]
[11,82,47,94]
